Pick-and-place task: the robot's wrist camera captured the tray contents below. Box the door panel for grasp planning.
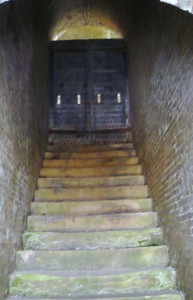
[51,48,87,130]
[92,47,127,130]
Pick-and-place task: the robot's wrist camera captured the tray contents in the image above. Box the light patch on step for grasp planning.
[22,251,33,263]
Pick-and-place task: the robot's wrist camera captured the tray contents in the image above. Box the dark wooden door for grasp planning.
[49,40,130,143]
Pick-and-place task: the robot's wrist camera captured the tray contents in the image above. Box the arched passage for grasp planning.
[0,0,193,299]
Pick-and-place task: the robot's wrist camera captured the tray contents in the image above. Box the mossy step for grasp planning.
[47,143,134,153]
[38,175,145,188]
[40,165,142,178]
[6,292,185,300]
[45,149,136,160]
[35,186,148,201]
[10,268,176,297]
[31,198,152,216]
[27,213,157,232]
[22,228,163,250]
[16,246,169,271]
[43,157,139,168]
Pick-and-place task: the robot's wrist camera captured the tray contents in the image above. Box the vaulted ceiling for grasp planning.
[47,0,193,40]
[48,0,129,40]
[0,0,192,40]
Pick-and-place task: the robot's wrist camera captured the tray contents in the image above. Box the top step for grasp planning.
[47,143,134,153]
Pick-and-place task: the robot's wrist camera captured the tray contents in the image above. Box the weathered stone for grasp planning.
[43,157,139,168]
[45,149,136,159]
[6,293,185,300]
[16,246,169,271]
[10,269,176,297]
[38,175,145,188]
[27,212,157,232]
[35,186,149,201]
[22,228,163,250]
[31,198,152,216]
[47,143,134,152]
[40,165,142,178]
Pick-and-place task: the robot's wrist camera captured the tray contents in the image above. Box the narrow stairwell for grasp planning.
[8,142,184,299]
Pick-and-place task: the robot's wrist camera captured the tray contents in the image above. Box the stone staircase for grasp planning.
[8,142,184,300]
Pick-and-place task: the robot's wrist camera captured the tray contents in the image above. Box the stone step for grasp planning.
[35,186,148,202]
[45,149,136,160]
[40,165,142,178]
[27,213,157,232]
[22,228,163,250]
[31,199,152,216]
[47,143,134,153]
[38,175,145,188]
[6,292,185,300]
[10,268,176,297]
[16,246,169,271]
[43,157,139,168]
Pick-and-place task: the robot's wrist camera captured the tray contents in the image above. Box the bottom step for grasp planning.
[10,269,176,297]
[7,292,184,300]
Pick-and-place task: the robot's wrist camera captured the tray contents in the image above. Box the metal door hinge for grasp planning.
[117,93,121,104]
[97,94,102,104]
[57,95,61,105]
[77,94,82,105]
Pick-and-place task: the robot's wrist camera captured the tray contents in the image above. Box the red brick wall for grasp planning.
[129,1,193,298]
[0,0,49,297]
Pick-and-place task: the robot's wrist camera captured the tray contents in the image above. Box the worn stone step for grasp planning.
[48,130,132,144]
[40,165,142,178]
[10,268,176,297]
[35,186,148,202]
[22,228,163,250]
[47,143,134,153]
[31,199,152,216]
[6,292,185,300]
[45,149,136,160]
[16,246,169,271]
[27,213,157,232]
[43,157,139,169]
[38,175,145,189]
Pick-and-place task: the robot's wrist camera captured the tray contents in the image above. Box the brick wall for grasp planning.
[0,0,49,298]
[129,1,193,298]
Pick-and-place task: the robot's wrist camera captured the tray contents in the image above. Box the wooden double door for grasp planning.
[49,39,130,143]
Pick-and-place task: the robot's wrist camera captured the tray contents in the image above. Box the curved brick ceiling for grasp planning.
[48,0,127,40]
[0,0,192,12]
[49,0,193,40]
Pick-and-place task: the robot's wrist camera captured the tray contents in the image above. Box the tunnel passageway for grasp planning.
[0,0,192,299]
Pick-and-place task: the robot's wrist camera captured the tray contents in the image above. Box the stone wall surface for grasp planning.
[129,1,193,298]
[0,0,49,298]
